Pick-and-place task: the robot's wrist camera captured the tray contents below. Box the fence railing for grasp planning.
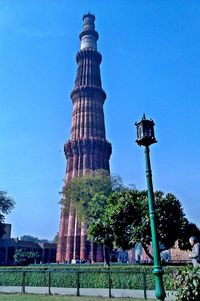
[0,269,153,299]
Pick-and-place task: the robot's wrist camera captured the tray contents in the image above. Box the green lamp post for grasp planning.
[135,114,166,301]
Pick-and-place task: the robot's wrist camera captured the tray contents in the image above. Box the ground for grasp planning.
[0,295,154,301]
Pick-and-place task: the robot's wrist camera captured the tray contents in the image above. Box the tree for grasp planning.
[62,172,199,261]
[0,191,15,237]
[20,235,49,243]
[178,221,200,251]
[61,170,124,264]
[89,189,199,260]
[61,170,123,223]
[14,249,39,265]
[53,233,58,244]
[88,189,140,250]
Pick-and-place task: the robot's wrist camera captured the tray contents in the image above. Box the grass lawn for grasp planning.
[0,294,154,301]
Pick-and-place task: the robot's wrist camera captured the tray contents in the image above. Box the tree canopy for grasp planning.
[0,191,15,237]
[61,170,123,223]
[61,171,124,265]
[53,233,58,244]
[61,172,200,260]
[89,189,196,259]
[20,235,49,243]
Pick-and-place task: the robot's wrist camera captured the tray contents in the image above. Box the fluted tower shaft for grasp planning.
[57,13,111,263]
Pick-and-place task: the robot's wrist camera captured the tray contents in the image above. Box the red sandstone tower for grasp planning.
[56,13,112,263]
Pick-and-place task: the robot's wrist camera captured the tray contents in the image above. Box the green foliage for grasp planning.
[62,171,200,260]
[0,264,182,289]
[88,189,141,249]
[174,267,200,301]
[53,233,58,244]
[20,235,49,243]
[25,271,49,286]
[178,221,200,251]
[62,170,123,223]
[0,191,15,218]
[0,270,22,286]
[89,189,196,259]
[14,249,40,265]
[0,191,15,237]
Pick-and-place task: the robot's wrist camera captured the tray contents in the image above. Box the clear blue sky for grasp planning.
[1,0,200,240]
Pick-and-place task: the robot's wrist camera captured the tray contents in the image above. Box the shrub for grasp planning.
[0,270,22,286]
[14,249,39,265]
[174,267,200,301]
[0,264,185,290]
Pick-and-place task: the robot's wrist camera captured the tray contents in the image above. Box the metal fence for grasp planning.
[0,269,153,299]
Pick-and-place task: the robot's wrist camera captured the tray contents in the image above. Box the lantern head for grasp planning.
[135,114,157,146]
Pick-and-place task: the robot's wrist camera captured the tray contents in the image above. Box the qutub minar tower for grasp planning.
[57,13,112,262]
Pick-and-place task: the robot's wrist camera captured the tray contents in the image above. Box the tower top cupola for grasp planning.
[79,13,99,50]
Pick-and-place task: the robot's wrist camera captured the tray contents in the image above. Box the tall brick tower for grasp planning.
[56,13,112,263]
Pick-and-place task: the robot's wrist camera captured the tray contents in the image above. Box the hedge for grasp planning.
[0,265,186,290]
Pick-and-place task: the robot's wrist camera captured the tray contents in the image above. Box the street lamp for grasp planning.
[135,114,166,301]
